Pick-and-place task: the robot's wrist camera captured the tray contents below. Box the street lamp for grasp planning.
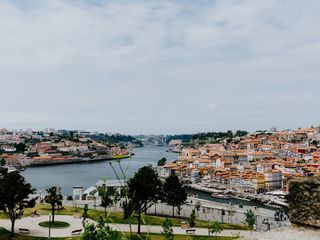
[48,213,52,240]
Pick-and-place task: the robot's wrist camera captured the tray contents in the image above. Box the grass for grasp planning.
[1,204,249,230]
[38,221,70,228]
[0,203,249,234]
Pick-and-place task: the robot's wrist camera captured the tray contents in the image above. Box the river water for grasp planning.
[22,145,177,195]
[22,145,271,209]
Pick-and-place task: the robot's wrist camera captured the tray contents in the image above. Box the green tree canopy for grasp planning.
[163,175,187,217]
[13,143,26,153]
[44,186,63,224]
[0,167,36,236]
[189,209,196,227]
[0,157,5,166]
[157,157,167,166]
[161,218,174,240]
[209,221,224,239]
[128,165,162,234]
[245,209,255,229]
[98,185,113,217]
[81,216,124,240]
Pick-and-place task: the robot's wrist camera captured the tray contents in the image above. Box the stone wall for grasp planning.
[288,177,320,228]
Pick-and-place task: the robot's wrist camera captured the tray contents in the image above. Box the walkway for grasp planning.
[0,215,85,238]
[0,215,250,238]
[2,215,319,240]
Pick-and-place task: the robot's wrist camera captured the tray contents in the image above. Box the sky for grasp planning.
[0,0,319,134]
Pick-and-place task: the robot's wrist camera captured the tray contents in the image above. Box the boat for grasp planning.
[211,193,231,199]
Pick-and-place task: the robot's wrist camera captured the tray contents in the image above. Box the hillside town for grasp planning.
[158,127,320,202]
[0,128,131,167]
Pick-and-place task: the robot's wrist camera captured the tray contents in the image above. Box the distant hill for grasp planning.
[90,133,143,147]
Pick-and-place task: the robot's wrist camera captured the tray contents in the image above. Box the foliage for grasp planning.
[0,167,36,236]
[192,131,233,141]
[0,158,5,166]
[98,185,113,217]
[44,186,63,224]
[234,130,249,137]
[288,177,320,227]
[66,195,73,201]
[245,209,255,229]
[13,143,26,153]
[188,209,196,228]
[209,221,224,239]
[91,133,143,147]
[123,198,133,221]
[82,204,89,226]
[81,216,124,240]
[128,165,162,234]
[161,218,174,240]
[26,152,40,158]
[195,201,201,212]
[38,221,70,228]
[157,157,167,166]
[163,175,187,217]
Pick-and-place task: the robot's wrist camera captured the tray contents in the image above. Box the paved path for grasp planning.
[0,215,86,238]
[0,215,251,238]
[2,215,319,240]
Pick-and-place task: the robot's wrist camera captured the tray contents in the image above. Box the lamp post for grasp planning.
[39,190,42,204]
[48,213,52,240]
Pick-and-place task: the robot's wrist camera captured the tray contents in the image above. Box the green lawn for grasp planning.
[0,204,248,240]
[14,204,248,230]
[38,221,70,228]
[2,204,249,230]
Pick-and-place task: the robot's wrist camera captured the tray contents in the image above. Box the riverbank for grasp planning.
[24,154,132,167]
[188,184,287,209]
[22,145,178,195]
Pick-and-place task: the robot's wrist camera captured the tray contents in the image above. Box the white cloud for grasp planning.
[0,112,48,124]
[0,0,319,133]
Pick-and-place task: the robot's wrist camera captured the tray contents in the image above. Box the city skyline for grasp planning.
[1,0,319,134]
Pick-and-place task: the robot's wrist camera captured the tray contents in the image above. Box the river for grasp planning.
[22,145,177,195]
[22,145,272,209]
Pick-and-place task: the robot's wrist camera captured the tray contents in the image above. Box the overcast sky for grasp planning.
[0,0,319,134]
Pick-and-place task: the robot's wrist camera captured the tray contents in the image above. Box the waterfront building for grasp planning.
[73,186,84,200]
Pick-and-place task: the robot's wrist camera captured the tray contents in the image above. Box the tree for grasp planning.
[99,185,113,218]
[14,143,26,153]
[128,165,162,234]
[82,204,89,227]
[189,209,196,227]
[221,209,225,223]
[161,218,174,240]
[245,209,255,230]
[0,167,36,236]
[44,186,63,224]
[0,158,5,166]
[163,175,187,217]
[228,208,236,224]
[81,216,124,240]
[195,201,201,212]
[209,221,224,239]
[226,130,233,139]
[157,157,167,166]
